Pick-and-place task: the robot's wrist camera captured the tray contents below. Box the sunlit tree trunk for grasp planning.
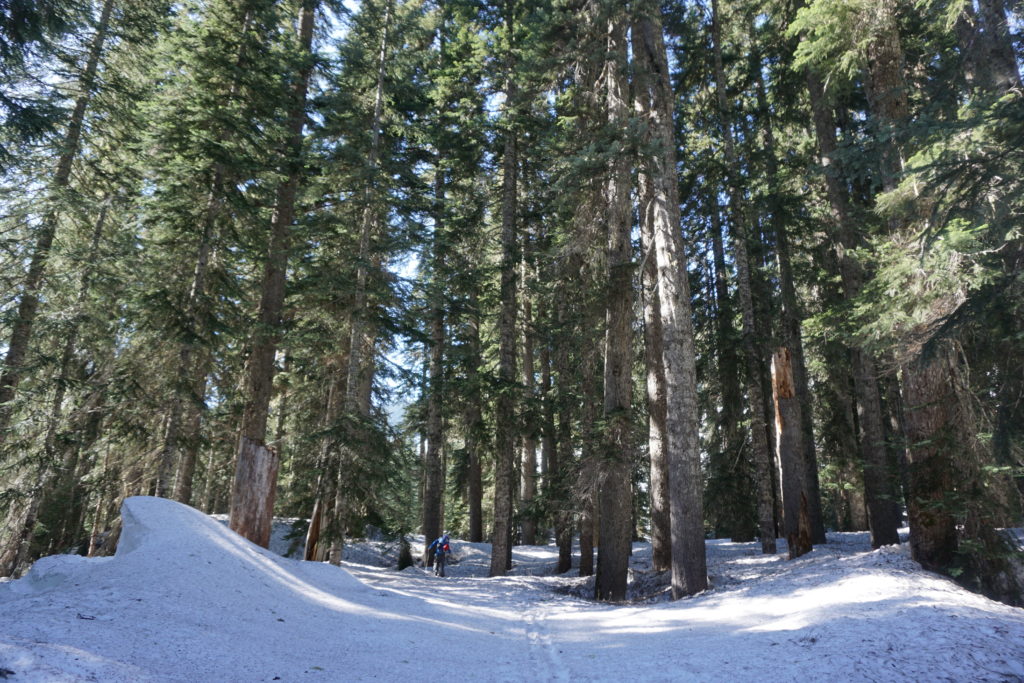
[634,0,707,595]
[230,0,316,548]
[638,214,671,573]
[490,35,518,575]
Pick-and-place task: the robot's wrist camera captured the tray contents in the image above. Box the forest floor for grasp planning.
[2,497,1023,682]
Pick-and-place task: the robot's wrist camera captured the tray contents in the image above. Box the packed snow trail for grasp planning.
[2,497,1024,682]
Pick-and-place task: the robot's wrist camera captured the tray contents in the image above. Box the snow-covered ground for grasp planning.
[2,497,1023,682]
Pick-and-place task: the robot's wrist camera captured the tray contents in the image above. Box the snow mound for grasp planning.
[0,497,422,681]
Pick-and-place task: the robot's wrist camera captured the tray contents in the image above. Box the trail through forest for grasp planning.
[2,497,1023,681]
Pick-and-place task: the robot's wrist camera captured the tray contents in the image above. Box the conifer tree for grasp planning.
[0,0,116,443]
[633,0,707,596]
[230,0,318,548]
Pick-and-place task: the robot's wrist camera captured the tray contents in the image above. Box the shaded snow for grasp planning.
[1,496,1023,682]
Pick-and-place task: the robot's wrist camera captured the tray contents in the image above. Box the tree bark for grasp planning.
[520,264,538,546]
[0,0,115,441]
[174,346,212,506]
[421,284,445,564]
[772,348,812,559]
[594,10,633,603]
[901,341,959,572]
[230,0,316,548]
[421,142,447,563]
[751,30,826,545]
[490,49,518,577]
[634,23,671,578]
[634,1,707,595]
[305,349,349,563]
[863,0,909,193]
[712,0,776,555]
[465,292,484,543]
[552,294,574,574]
[538,311,555,503]
[578,341,599,578]
[817,278,868,532]
[639,216,671,574]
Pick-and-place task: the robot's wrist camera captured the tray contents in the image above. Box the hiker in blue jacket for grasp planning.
[427,532,451,577]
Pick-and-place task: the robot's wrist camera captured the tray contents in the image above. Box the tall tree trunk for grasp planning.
[421,147,447,563]
[863,0,909,194]
[490,56,518,577]
[465,292,485,543]
[230,0,316,548]
[639,213,671,573]
[772,348,812,559]
[901,341,959,572]
[803,71,902,548]
[552,293,574,574]
[0,0,115,441]
[174,347,212,505]
[305,347,348,562]
[305,367,342,564]
[712,0,776,555]
[708,194,753,542]
[578,339,599,578]
[634,1,707,595]
[539,328,555,525]
[594,10,633,603]
[520,264,538,546]
[817,271,868,532]
[345,0,390,421]
[751,30,826,544]
[421,282,446,564]
[330,2,392,565]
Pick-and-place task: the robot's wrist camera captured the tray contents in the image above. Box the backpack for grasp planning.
[441,535,450,553]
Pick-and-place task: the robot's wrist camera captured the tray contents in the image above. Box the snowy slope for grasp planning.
[1,496,1023,682]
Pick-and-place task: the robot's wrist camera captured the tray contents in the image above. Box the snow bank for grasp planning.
[2,496,1024,682]
[0,497,559,681]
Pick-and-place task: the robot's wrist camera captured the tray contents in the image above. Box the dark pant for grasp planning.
[434,551,446,576]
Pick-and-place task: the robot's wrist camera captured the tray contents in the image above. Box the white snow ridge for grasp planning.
[2,496,1024,681]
